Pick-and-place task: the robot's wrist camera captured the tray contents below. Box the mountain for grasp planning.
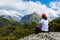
[0,9,60,23]
[0,15,22,22]
[0,15,14,20]
[0,17,11,27]
[0,9,23,22]
[20,12,60,24]
[0,17,20,27]
[0,17,35,40]
[20,13,41,24]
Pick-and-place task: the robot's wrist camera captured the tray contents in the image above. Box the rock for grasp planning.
[19,32,60,40]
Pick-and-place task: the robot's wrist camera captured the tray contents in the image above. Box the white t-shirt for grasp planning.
[40,19,48,31]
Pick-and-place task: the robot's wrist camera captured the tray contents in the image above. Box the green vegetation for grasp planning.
[0,17,35,40]
[49,17,60,32]
[0,17,60,40]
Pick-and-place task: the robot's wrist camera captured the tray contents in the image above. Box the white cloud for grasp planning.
[49,2,60,10]
[0,0,60,21]
[0,9,23,17]
[49,2,60,16]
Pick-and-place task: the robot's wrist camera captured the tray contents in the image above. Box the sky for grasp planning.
[23,0,60,7]
[0,0,60,18]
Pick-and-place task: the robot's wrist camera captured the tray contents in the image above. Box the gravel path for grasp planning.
[19,32,60,40]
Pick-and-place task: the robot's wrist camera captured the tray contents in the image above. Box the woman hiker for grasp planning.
[35,13,49,34]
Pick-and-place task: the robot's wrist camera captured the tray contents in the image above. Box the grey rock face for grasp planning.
[19,32,60,40]
[20,13,41,24]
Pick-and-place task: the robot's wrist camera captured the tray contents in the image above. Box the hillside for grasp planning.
[0,16,60,40]
[49,17,60,32]
[0,17,35,40]
[19,17,60,40]
[0,17,20,27]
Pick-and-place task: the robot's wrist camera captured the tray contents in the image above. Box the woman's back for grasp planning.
[40,19,48,31]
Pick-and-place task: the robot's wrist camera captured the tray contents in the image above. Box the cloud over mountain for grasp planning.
[49,2,60,16]
[0,9,23,22]
[0,0,60,21]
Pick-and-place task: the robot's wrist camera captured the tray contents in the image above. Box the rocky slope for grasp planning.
[0,9,23,22]
[20,13,41,24]
[19,32,60,40]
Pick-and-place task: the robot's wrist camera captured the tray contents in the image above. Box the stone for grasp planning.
[19,32,60,40]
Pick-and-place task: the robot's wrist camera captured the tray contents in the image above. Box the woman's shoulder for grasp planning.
[41,19,48,21]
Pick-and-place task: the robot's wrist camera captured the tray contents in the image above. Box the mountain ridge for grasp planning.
[20,13,41,24]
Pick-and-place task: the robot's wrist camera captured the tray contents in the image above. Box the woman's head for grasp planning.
[42,13,47,20]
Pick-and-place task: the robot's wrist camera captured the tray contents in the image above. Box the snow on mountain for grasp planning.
[0,9,10,16]
[0,9,60,23]
[0,9,23,22]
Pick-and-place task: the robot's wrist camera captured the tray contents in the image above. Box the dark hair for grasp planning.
[42,16,47,20]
